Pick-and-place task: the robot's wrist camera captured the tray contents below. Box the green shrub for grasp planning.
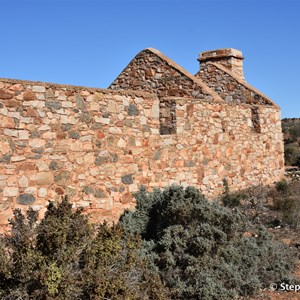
[0,196,166,300]
[221,178,246,208]
[271,179,300,229]
[120,185,295,299]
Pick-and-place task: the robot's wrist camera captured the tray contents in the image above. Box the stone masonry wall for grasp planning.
[109,49,217,101]
[0,78,284,231]
[196,62,275,106]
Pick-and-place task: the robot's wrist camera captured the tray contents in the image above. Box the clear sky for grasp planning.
[1,0,299,118]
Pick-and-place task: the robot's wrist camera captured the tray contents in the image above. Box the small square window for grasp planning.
[159,100,176,135]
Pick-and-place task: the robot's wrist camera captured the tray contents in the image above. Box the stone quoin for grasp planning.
[0,48,284,232]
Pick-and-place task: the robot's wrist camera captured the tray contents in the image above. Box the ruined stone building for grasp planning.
[0,48,284,231]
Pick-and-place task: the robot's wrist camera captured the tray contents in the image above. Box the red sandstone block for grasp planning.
[23,91,35,100]
[0,116,15,128]
[0,90,13,99]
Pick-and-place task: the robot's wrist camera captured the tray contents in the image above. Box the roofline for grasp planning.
[206,62,279,109]
[0,77,157,98]
[137,48,225,103]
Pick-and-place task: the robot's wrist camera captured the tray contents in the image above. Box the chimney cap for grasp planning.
[198,48,244,62]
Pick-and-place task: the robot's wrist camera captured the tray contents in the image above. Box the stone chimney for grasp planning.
[198,48,244,80]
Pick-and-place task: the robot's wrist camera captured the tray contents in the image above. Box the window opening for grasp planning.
[159,99,176,135]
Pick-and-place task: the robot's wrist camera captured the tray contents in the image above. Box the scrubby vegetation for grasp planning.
[270,179,300,229]
[0,185,298,299]
[0,197,166,300]
[282,118,300,167]
[120,185,296,299]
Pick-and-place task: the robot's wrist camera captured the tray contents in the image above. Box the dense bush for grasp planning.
[121,185,295,299]
[270,179,300,229]
[0,196,166,300]
[284,142,300,167]
[282,118,300,166]
[0,186,297,299]
[221,178,246,208]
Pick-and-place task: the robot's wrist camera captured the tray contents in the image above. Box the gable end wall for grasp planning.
[196,62,275,106]
[109,50,216,101]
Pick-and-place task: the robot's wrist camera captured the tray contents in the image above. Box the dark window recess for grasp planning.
[251,107,261,133]
[159,100,176,135]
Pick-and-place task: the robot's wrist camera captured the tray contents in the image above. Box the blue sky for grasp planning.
[1,0,299,118]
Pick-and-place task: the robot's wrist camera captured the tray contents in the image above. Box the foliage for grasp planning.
[120,185,295,299]
[270,179,300,229]
[0,196,166,300]
[282,118,300,167]
[221,178,245,208]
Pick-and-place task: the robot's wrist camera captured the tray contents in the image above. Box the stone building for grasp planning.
[0,48,284,232]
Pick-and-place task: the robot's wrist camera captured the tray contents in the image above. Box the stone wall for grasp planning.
[198,48,245,80]
[196,62,275,106]
[0,78,284,231]
[109,48,221,101]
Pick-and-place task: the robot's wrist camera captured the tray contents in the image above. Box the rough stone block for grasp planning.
[18,176,29,188]
[3,187,19,197]
[0,115,15,128]
[121,174,133,185]
[32,86,46,93]
[37,172,54,186]
[17,193,36,205]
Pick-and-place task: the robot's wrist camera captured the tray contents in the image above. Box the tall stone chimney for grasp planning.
[198,48,244,80]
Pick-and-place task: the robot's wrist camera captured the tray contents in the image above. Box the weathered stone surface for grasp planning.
[93,188,106,198]
[29,139,46,148]
[127,103,139,116]
[109,49,210,100]
[80,112,91,123]
[0,154,11,163]
[83,186,94,195]
[0,116,15,128]
[32,86,46,93]
[30,130,41,138]
[3,187,18,197]
[46,88,55,99]
[61,123,73,131]
[65,187,76,197]
[0,198,13,211]
[45,101,62,110]
[68,130,80,139]
[38,188,47,198]
[95,156,108,166]
[108,100,118,113]
[54,171,71,186]
[17,193,36,205]
[97,130,105,139]
[153,150,161,160]
[49,160,63,170]
[197,63,273,105]
[18,162,37,171]
[55,187,64,195]
[37,172,54,186]
[94,139,102,148]
[121,192,133,204]
[23,91,35,100]
[0,90,13,99]
[75,94,86,110]
[121,174,133,185]
[31,148,44,154]
[0,49,284,230]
